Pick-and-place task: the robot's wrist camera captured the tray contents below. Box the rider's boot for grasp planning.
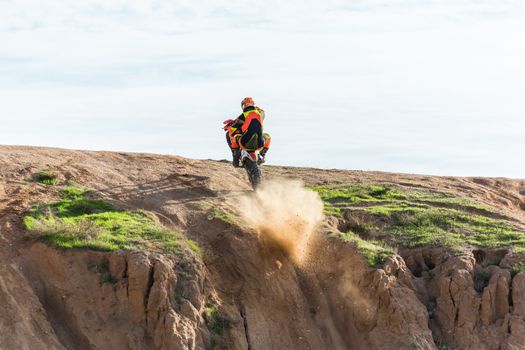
[258,147,268,164]
[232,148,241,167]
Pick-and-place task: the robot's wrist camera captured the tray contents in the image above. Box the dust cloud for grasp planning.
[237,179,324,264]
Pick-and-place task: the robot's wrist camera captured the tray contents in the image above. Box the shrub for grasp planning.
[473,270,492,293]
[95,260,118,284]
[204,306,231,335]
[434,338,452,350]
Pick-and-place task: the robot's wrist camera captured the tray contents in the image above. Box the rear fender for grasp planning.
[241,149,258,162]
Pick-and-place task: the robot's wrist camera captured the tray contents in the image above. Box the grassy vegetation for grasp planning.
[207,206,235,225]
[32,169,59,185]
[511,262,525,277]
[312,184,494,216]
[312,183,525,253]
[514,246,525,253]
[60,186,92,200]
[23,187,196,253]
[338,231,395,267]
[312,184,408,216]
[186,239,204,257]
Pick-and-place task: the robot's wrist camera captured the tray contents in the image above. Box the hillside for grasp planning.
[1,145,525,350]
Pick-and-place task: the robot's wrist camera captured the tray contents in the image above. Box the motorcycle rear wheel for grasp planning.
[244,159,262,190]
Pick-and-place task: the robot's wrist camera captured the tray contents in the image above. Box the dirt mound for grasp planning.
[0,145,525,350]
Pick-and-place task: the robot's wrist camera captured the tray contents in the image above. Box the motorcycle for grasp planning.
[223,119,264,190]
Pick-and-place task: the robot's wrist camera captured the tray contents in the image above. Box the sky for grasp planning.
[1,0,524,178]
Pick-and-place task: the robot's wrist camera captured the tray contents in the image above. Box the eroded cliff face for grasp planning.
[402,248,525,350]
[15,231,438,350]
[301,239,437,350]
[21,243,212,350]
[6,212,525,350]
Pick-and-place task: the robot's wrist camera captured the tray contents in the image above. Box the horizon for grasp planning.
[1,1,524,178]
[2,143,524,180]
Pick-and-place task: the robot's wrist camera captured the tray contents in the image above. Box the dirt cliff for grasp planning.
[0,145,525,350]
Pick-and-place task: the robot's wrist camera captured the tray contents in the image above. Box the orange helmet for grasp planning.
[241,97,255,110]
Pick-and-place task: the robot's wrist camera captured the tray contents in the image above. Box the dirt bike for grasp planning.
[223,119,264,190]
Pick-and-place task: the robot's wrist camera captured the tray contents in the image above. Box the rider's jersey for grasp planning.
[230,106,264,129]
[230,106,265,151]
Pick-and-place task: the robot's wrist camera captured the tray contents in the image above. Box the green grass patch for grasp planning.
[312,183,525,252]
[338,231,395,267]
[32,170,59,185]
[24,189,193,254]
[207,207,235,224]
[312,184,495,215]
[311,184,408,215]
[311,184,408,203]
[380,206,524,250]
[511,262,525,277]
[60,186,92,200]
[187,239,203,257]
[420,197,493,212]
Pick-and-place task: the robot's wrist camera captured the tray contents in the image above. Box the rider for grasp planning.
[224,97,271,167]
